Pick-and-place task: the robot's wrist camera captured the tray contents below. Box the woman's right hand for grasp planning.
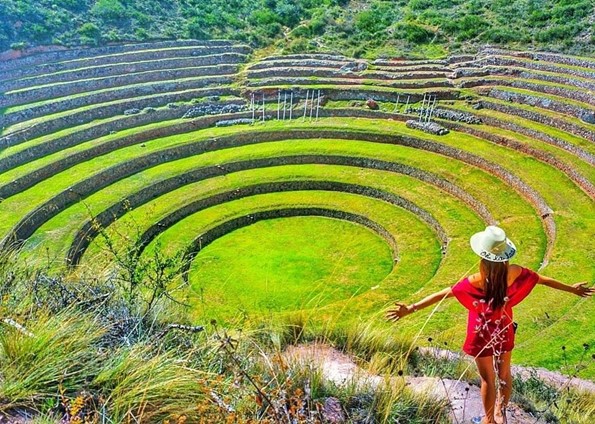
[386,302,413,322]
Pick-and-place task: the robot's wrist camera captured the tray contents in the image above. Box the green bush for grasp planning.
[393,22,435,43]
[275,1,302,27]
[185,17,211,40]
[91,0,127,21]
[442,15,489,41]
[78,22,101,40]
[135,27,149,40]
[9,41,27,51]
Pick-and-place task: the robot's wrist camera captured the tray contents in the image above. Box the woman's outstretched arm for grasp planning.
[537,275,595,297]
[386,287,454,322]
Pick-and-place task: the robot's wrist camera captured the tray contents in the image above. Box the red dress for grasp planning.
[451,267,539,357]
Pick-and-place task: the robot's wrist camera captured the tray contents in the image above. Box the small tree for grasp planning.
[92,212,189,318]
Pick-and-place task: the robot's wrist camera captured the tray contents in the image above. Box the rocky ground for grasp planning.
[284,344,594,424]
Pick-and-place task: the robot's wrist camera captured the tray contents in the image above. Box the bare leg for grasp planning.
[475,355,497,423]
[495,351,512,423]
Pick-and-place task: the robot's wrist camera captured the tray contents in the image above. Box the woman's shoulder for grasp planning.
[509,264,524,279]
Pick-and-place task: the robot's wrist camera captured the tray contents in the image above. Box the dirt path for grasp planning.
[284,344,595,423]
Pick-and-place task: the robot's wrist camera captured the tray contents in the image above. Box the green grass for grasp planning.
[186,216,395,321]
[16,136,539,259]
[139,190,442,321]
[1,62,593,380]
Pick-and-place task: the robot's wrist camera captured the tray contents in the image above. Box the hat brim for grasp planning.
[470,233,517,262]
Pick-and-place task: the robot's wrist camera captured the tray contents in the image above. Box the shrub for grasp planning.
[275,1,302,27]
[93,347,205,422]
[9,41,27,51]
[78,22,101,40]
[185,17,211,40]
[135,27,149,40]
[393,22,435,43]
[91,0,127,21]
[0,309,106,411]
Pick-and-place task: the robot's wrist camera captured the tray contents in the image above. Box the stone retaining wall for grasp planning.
[1,65,239,108]
[407,107,481,124]
[0,40,238,72]
[478,48,595,70]
[242,88,456,103]
[2,45,251,82]
[452,66,595,92]
[326,88,457,102]
[480,100,595,143]
[459,78,595,107]
[0,53,247,93]
[374,65,451,73]
[487,89,595,126]
[262,54,347,62]
[9,128,546,252]
[366,71,448,80]
[1,76,234,127]
[475,56,595,81]
[0,87,238,141]
[446,55,476,64]
[246,77,451,90]
[373,59,448,66]
[249,59,349,70]
[247,67,446,81]
[405,120,449,135]
[516,71,595,92]
[68,178,449,266]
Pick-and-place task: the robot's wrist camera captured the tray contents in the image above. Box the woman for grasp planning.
[386,226,593,424]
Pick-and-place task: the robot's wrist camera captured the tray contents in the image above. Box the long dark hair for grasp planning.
[479,259,509,310]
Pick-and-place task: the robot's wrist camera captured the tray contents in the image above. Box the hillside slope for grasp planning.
[1,0,594,57]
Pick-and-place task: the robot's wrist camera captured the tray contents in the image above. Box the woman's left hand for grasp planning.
[572,282,595,297]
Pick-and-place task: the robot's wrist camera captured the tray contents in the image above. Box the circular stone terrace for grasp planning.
[0,41,593,373]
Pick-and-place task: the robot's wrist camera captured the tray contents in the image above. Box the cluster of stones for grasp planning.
[0,42,593,298]
[405,120,449,135]
[182,102,248,119]
[406,107,482,124]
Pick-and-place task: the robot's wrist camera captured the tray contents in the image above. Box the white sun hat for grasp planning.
[470,225,516,262]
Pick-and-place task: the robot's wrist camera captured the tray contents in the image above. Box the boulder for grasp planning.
[366,99,379,110]
[579,110,595,124]
[339,61,368,73]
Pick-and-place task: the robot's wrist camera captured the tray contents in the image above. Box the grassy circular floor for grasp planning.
[184,216,394,321]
